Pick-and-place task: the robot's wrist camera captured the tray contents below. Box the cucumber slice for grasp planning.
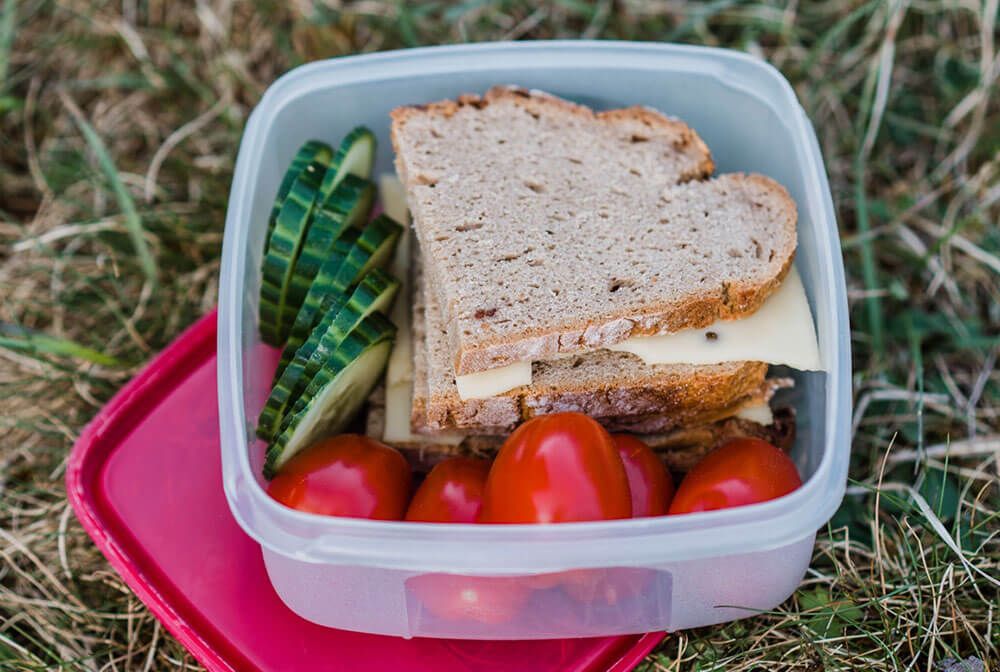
[265,141,332,252]
[264,313,396,478]
[259,155,328,345]
[279,214,402,375]
[301,268,400,391]
[286,175,376,313]
[275,228,361,379]
[257,268,399,442]
[319,127,376,198]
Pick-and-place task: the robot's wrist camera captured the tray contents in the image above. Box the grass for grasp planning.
[1,0,998,670]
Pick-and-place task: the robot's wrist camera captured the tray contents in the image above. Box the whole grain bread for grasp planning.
[367,390,795,473]
[413,256,775,433]
[391,86,797,375]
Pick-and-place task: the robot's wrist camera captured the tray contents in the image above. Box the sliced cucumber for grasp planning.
[264,313,396,478]
[319,127,376,199]
[301,268,400,390]
[276,228,361,379]
[279,214,402,375]
[259,155,328,345]
[286,175,376,312]
[265,141,332,252]
[256,269,399,442]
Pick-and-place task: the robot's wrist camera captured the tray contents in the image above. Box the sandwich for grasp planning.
[369,86,821,469]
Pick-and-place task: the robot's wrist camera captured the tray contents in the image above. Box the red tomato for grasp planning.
[267,434,411,519]
[405,457,490,523]
[560,567,653,606]
[479,412,631,523]
[407,573,530,624]
[668,438,801,515]
[612,434,674,517]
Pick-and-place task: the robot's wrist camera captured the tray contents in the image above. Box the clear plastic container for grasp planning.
[218,41,851,640]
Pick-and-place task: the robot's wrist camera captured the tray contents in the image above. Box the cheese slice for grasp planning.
[454,360,532,400]
[379,173,461,446]
[379,173,410,225]
[383,380,465,446]
[452,268,822,400]
[382,174,412,386]
[609,268,822,371]
[735,402,774,426]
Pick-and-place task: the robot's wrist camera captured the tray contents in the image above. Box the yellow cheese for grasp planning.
[734,402,774,426]
[379,173,463,446]
[454,361,533,400]
[609,268,822,371]
[383,381,465,446]
[382,174,412,387]
[453,268,821,399]
[379,174,410,226]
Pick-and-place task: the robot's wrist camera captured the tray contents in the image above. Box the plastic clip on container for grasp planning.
[218,41,851,640]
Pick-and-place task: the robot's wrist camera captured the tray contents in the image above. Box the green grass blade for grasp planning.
[0,0,15,90]
[61,92,159,287]
[0,324,123,367]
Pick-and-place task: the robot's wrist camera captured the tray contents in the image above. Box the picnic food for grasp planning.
[266,434,411,519]
[253,130,406,478]
[668,437,803,515]
[612,435,674,517]
[478,414,633,524]
[405,457,489,522]
[256,89,818,530]
[407,573,531,624]
[375,87,819,466]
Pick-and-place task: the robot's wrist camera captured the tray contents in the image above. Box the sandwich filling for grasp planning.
[454,265,821,400]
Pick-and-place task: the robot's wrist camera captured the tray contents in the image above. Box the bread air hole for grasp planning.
[608,277,636,293]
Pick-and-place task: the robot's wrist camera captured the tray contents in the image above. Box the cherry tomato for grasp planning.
[479,413,632,523]
[668,438,801,515]
[267,434,411,519]
[612,434,674,517]
[407,573,530,624]
[560,567,653,606]
[405,457,490,523]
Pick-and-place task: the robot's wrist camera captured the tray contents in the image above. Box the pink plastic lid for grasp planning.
[66,311,664,671]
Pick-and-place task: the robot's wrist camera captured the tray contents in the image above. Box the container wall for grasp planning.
[263,533,814,638]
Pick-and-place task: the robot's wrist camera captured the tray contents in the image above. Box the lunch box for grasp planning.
[217,40,851,640]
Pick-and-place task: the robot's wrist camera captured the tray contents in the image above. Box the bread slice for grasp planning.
[413,256,774,434]
[368,390,795,473]
[391,86,797,375]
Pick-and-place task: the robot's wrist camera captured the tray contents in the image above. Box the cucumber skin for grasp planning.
[255,293,346,442]
[264,313,396,478]
[259,156,328,345]
[320,127,376,197]
[275,228,361,379]
[287,176,376,314]
[301,269,399,390]
[258,269,399,442]
[277,215,401,384]
[264,141,331,252]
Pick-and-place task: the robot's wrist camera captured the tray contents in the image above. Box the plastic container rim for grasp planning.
[218,40,852,572]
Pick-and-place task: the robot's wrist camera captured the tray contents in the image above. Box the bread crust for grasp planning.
[368,389,795,474]
[391,86,797,375]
